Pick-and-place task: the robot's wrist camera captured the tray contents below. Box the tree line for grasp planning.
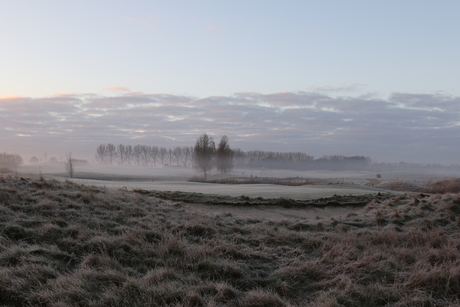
[94,134,372,176]
[95,144,195,167]
[94,133,460,179]
[94,134,234,179]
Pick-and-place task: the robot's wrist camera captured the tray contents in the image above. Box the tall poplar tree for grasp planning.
[216,135,234,173]
[193,134,215,180]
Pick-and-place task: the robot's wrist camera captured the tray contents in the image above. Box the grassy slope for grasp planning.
[0,176,460,306]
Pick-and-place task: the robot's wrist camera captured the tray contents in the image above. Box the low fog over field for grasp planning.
[17,163,456,201]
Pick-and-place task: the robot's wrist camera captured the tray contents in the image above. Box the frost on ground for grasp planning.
[0,175,460,306]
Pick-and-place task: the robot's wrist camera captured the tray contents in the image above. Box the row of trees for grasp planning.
[95,144,196,167]
[94,136,373,177]
[94,135,234,179]
[192,135,372,178]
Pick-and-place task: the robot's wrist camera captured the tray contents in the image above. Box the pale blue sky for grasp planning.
[2,0,459,97]
[1,1,459,164]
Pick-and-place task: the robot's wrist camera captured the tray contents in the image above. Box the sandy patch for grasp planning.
[365,179,381,187]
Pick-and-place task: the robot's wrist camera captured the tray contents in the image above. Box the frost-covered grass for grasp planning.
[1,175,460,306]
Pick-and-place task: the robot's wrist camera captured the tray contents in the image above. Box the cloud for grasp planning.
[1,91,459,164]
[0,95,23,100]
[308,84,367,93]
[105,87,131,92]
[389,92,460,112]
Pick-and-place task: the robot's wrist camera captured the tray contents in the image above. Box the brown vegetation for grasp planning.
[425,178,460,194]
[0,176,460,306]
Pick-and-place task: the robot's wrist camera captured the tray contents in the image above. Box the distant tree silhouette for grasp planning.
[49,157,58,163]
[117,144,127,165]
[159,147,167,166]
[29,156,40,164]
[167,148,174,166]
[64,153,75,178]
[140,145,150,166]
[0,153,23,170]
[106,143,117,165]
[182,146,192,167]
[193,134,215,180]
[216,135,234,173]
[150,146,159,166]
[173,147,182,166]
[95,145,107,164]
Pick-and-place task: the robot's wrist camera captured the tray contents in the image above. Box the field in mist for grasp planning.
[1,165,460,306]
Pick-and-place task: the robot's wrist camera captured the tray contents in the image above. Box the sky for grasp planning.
[1,1,459,165]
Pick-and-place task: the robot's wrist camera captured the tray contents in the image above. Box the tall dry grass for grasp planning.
[425,177,460,194]
[0,176,459,306]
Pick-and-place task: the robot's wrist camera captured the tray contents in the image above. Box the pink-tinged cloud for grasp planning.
[105,87,131,92]
[0,95,23,100]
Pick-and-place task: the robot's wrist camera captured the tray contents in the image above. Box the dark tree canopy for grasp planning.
[216,135,234,173]
[193,134,215,180]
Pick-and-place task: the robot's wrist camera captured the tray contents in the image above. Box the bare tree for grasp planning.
[216,135,234,173]
[173,146,182,166]
[190,146,196,168]
[95,144,107,164]
[65,152,75,178]
[182,146,192,167]
[133,145,142,166]
[159,147,167,166]
[117,144,126,165]
[125,145,133,165]
[193,134,215,180]
[233,148,246,168]
[140,145,151,166]
[106,143,117,165]
[167,148,174,166]
[150,146,159,166]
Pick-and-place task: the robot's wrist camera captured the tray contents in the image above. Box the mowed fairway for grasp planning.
[65,179,382,200]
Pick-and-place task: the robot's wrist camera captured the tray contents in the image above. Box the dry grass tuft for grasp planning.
[425,178,460,193]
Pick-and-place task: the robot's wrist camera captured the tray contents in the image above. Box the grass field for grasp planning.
[1,173,460,306]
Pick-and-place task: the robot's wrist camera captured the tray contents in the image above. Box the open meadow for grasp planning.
[1,166,460,306]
